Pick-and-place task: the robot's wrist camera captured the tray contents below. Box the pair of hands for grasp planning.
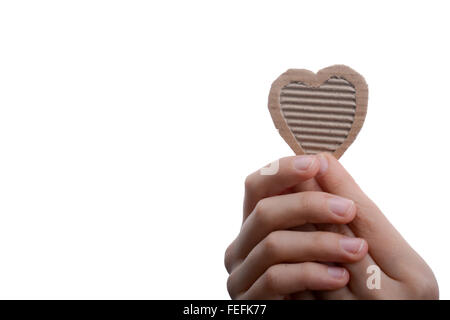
[225,153,438,299]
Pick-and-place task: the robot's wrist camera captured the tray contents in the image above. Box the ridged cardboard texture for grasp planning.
[268,65,368,159]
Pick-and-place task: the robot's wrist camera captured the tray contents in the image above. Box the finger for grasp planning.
[314,153,417,279]
[292,176,322,193]
[310,228,391,300]
[237,262,349,299]
[227,230,367,296]
[289,291,317,300]
[243,155,320,220]
[229,191,357,270]
[278,166,393,298]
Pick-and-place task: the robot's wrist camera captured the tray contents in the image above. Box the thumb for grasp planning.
[314,153,419,280]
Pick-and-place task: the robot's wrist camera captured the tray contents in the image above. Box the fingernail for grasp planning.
[318,154,328,176]
[328,197,354,217]
[340,238,364,254]
[328,266,346,279]
[293,155,314,171]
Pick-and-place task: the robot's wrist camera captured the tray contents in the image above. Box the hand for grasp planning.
[225,153,438,299]
[224,155,368,299]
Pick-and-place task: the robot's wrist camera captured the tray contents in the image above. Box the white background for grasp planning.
[0,1,449,299]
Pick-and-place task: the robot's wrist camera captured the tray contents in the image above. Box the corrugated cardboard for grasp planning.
[268,65,368,159]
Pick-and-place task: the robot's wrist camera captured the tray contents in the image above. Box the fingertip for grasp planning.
[342,268,350,283]
[327,196,357,223]
[347,199,357,221]
[327,266,350,286]
[316,152,334,177]
[315,152,363,199]
[309,156,321,176]
[340,237,369,262]
[348,239,369,263]
[292,155,320,178]
[359,238,369,257]
[319,152,335,160]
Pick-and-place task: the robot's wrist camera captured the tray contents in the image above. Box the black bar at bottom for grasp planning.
[0,300,443,319]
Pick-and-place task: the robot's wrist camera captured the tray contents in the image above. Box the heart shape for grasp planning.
[268,65,368,158]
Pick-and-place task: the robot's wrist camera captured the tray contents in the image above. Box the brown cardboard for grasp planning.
[268,65,368,159]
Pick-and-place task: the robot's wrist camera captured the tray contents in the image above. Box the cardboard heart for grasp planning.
[268,65,368,159]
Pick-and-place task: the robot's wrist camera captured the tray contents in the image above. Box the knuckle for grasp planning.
[253,199,272,227]
[297,192,319,217]
[261,232,282,259]
[263,266,281,293]
[298,262,314,278]
[226,273,237,299]
[306,232,338,260]
[310,231,329,249]
[298,192,314,210]
[244,174,257,193]
[224,243,234,273]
